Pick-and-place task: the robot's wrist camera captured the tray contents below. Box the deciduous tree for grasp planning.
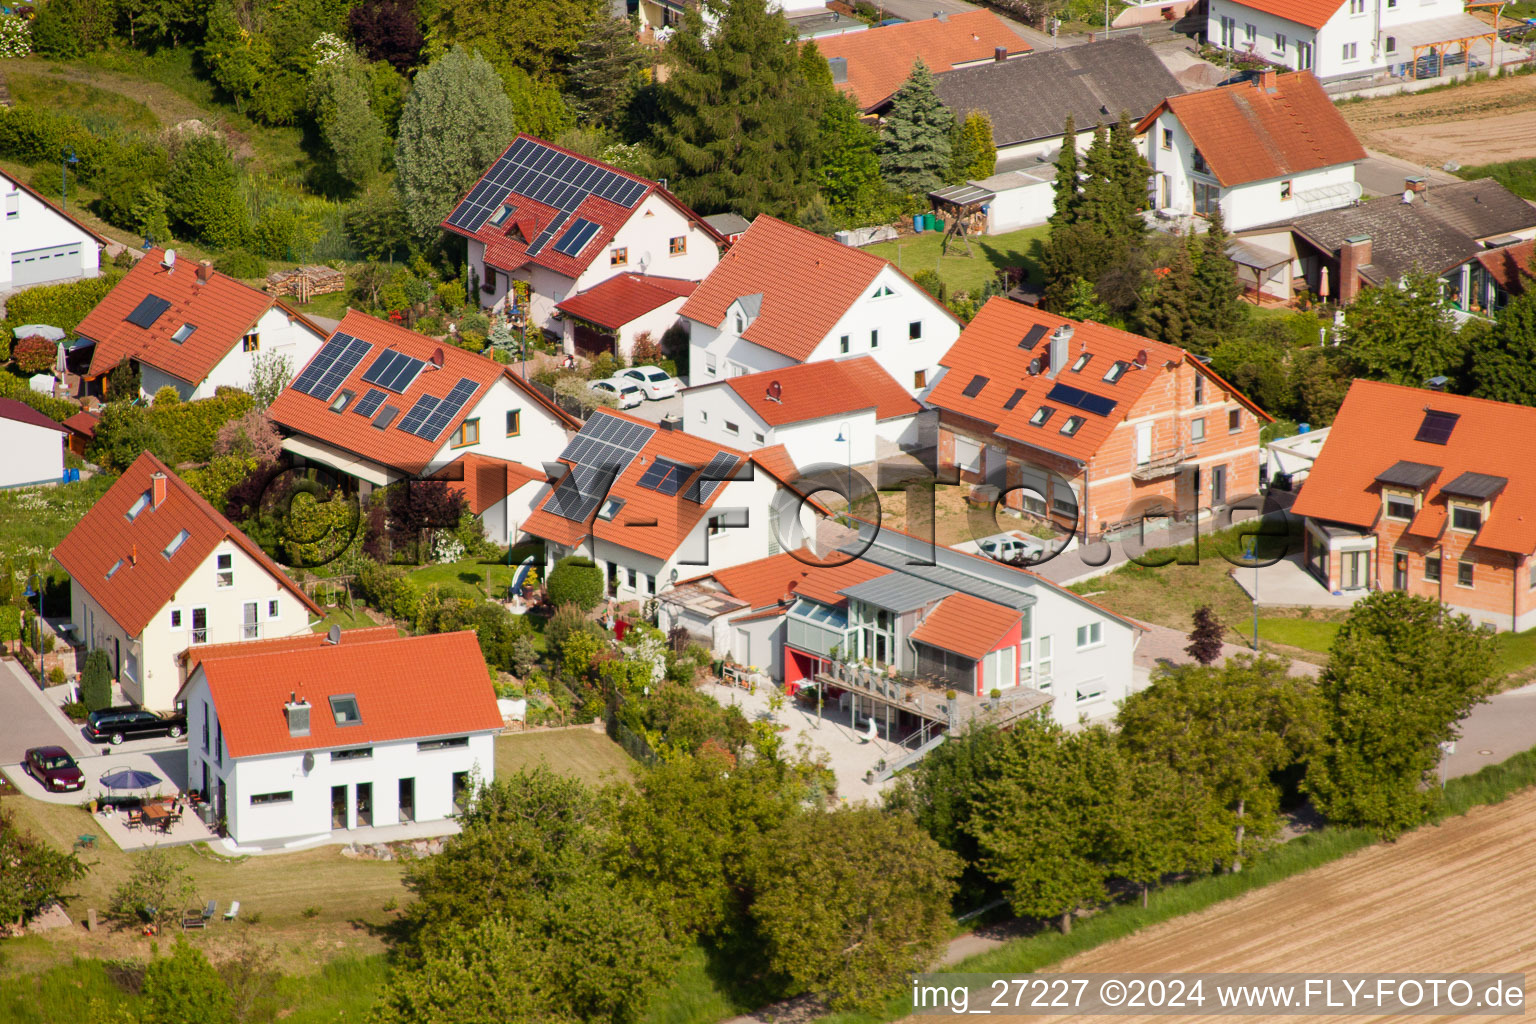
[1185,605,1224,665]
[141,939,235,1024]
[349,0,424,72]
[309,44,388,190]
[164,133,248,250]
[0,806,87,927]
[1468,279,1536,404]
[1344,271,1463,388]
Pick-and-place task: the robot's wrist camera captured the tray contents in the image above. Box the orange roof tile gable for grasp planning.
[907,591,1022,660]
[1139,71,1365,187]
[721,357,921,426]
[52,453,320,637]
[694,551,890,611]
[1290,380,1536,554]
[198,631,503,758]
[1221,0,1344,30]
[680,216,892,362]
[813,11,1030,110]
[78,249,297,382]
[556,274,697,329]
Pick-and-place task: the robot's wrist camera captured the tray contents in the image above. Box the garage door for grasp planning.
[12,243,82,287]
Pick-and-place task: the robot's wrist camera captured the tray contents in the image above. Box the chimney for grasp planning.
[162,249,176,272]
[934,10,948,20]
[151,471,167,509]
[1339,235,1371,304]
[285,696,312,738]
[828,57,848,84]
[1256,69,1277,92]
[196,260,213,284]
[994,45,1008,62]
[1047,324,1073,377]
[1405,176,1427,194]
[659,413,683,431]
[129,544,137,566]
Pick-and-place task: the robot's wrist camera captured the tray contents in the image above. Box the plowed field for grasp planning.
[1342,73,1536,166]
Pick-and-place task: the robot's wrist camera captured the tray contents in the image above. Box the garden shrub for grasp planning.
[547,556,604,610]
[0,370,75,421]
[152,385,181,406]
[215,249,268,280]
[2,275,114,343]
[545,602,603,659]
[11,335,56,374]
[80,648,111,711]
[354,559,422,624]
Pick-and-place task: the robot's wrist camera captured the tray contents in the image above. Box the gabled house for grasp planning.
[1289,380,1536,631]
[1233,177,1536,304]
[1470,239,1535,315]
[1136,70,1366,232]
[554,273,696,360]
[52,453,320,711]
[927,298,1270,539]
[678,215,961,395]
[268,311,577,536]
[1208,0,1497,82]
[77,248,328,401]
[441,134,725,337]
[812,10,1031,113]
[522,409,813,604]
[0,399,67,488]
[683,356,930,470]
[178,629,500,847]
[661,522,1147,733]
[928,37,1183,170]
[0,168,106,290]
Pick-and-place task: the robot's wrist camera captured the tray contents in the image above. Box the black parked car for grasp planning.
[85,706,187,745]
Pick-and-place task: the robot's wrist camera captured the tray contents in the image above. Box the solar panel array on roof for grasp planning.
[396,393,439,437]
[637,457,693,497]
[552,218,601,256]
[126,295,172,329]
[688,451,741,504]
[545,464,616,523]
[353,388,388,419]
[1045,381,1118,418]
[1018,324,1048,349]
[291,333,373,401]
[559,413,656,470]
[1415,409,1460,445]
[962,375,988,398]
[361,350,427,393]
[444,136,651,236]
[415,378,480,440]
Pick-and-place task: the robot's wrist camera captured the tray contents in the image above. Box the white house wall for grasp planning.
[571,192,721,296]
[481,479,552,546]
[425,377,571,475]
[191,306,326,400]
[1208,0,1468,80]
[0,417,64,487]
[985,180,1057,233]
[0,172,100,291]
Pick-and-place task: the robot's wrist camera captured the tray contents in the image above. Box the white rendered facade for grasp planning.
[140,305,327,402]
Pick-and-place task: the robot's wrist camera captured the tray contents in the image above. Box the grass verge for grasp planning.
[1457,156,1536,200]
[493,729,637,789]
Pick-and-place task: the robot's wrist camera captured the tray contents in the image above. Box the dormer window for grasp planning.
[171,324,196,344]
[1451,505,1483,533]
[126,490,152,520]
[1384,495,1415,521]
[736,314,745,334]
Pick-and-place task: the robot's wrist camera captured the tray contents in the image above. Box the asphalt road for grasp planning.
[0,659,87,763]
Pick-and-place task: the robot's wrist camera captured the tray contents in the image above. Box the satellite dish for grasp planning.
[430,347,445,367]
[1134,349,1148,367]
[766,380,782,403]
[638,251,653,272]
[302,752,315,774]
[1027,356,1042,376]
[326,624,341,645]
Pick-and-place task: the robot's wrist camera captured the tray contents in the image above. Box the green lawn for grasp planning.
[494,729,636,789]
[311,606,388,634]
[405,558,520,595]
[1494,628,1536,678]
[1257,617,1342,653]
[865,223,1051,297]
[1457,157,1536,200]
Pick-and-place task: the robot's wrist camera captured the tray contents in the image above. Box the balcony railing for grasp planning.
[242,624,260,640]
[1132,447,1187,481]
[191,629,208,645]
[816,659,1052,728]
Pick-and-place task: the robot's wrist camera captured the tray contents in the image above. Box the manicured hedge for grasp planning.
[0,369,77,422]
[548,555,604,610]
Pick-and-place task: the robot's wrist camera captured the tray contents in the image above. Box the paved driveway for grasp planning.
[0,659,88,763]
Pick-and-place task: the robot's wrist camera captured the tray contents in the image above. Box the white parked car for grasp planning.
[621,365,681,400]
[589,376,645,409]
[961,531,1045,564]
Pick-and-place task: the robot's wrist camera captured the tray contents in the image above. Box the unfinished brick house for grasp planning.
[1289,380,1536,631]
[927,298,1271,540]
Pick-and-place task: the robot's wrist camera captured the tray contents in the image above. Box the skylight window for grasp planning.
[126,491,152,520]
[329,389,354,413]
[329,694,362,726]
[489,205,513,227]
[1071,353,1092,372]
[1060,415,1085,436]
[962,375,988,398]
[598,497,625,521]
[1030,406,1056,427]
[1103,361,1128,384]
[171,323,196,344]
[105,559,123,579]
[163,528,190,559]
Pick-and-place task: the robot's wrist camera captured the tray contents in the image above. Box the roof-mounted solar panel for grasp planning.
[291,332,373,400]
[396,394,441,437]
[444,137,652,241]
[361,350,426,393]
[418,378,480,440]
[687,451,741,504]
[126,295,172,329]
[353,388,388,418]
[552,218,601,256]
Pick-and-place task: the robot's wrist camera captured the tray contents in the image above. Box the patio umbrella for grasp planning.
[99,768,162,790]
[54,341,66,376]
[1319,265,1331,300]
[12,324,64,341]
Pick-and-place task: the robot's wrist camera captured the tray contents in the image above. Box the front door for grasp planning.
[191,607,208,644]
[398,778,415,823]
[331,784,348,830]
[1343,550,1368,589]
[356,782,372,828]
[1394,552,1409,590]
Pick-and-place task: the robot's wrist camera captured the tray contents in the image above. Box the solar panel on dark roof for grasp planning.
[1046,382,1118,418]
[1018,324,1048,349]
[962,375,988,398]
[1414,410,1460,445]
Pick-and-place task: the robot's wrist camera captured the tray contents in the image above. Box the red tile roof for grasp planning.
[268,310,576,476]
[443,134,725,280]
[523,409,799,561]
[62,410,99,438]
[180,625,400,677]
[812,11,1030,110]
[52,453,321,636]
[197,630,503,758]
[1290,379,1536,554]
[681,215,956,362]
[0,398,66,433]
[78,249,322,383]
[430,452,547,515]
[1218,0,1342,30]
[1136,71,1365,187]
[929,298,1269,464]
[1475,240,1535,298]
[687,551,890,611]
[555,274,697,330]
[907,591,1022,659]
[718,356,921,427]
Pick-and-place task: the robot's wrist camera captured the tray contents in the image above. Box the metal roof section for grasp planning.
[837,572,952,613]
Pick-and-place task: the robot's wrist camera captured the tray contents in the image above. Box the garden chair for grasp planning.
[224,901,240,922]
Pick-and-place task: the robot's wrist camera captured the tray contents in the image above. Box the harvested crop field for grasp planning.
[913,790,1536,1022]
[1342,73,1536,166]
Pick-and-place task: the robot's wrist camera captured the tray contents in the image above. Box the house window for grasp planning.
[201,706,209,753]
[1076,683,1106,704]
[1060,415,1084,436]
[329,694,362,726]
[171,324,196,344]
[1102,361,1127,384]
[1343,42,1359,60]
[1160,127,1173,150]
[1193,181,1220,216]
[754,432,765,444]
[1386,35,1397,54]
[329,389,353,413]
[1038,635,1053,683]
[1458,560,1475,587]
[1297,41,1314,69]
[1192,149,1210,175]
[1071,353,1092,372]
[105,558,123,580]
[724,420,739,435]
[216,553,233,588]
[705,354,717,376]
[1426,556,1442,582]
[735,314,745,334]
[1529,561,1536,589]
[4,192,16,219]
[1348,0,1364,12]
[1076,622,1102,649]
[871,284,894,298]
[268,598,279,618]
[332,747,372,761]
[170,608,182,629]
[1452,506,1482,533]
[1386,496,1415,521]
[914,370,927,389]
[1191,417,1206,443]
[1194,374,1205,405]
[451,417,480,448]
[909,321,922,341]
[250,791,293,805]
[1280,180,1293,200]
[242,333,260,352]
[192,607,208,644]
[163,529,190,558]
[1228,408,1241,433]
[839,335,850,354]
[610,247,628,266]
[669,236,686,256]
[598,498,623,521]
[1275,32,1287,53]
[1243,22,1256,44]
[870,329,879,349]
[506,409,521,436]
[708,516,725,536]
[627,567,638,589]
